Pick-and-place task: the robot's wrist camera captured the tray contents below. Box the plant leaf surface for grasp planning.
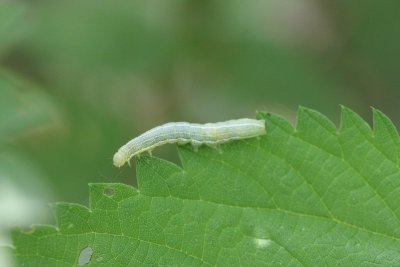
[12,108,400,266]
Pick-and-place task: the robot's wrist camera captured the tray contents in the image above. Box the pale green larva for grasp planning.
[113,118,266,167]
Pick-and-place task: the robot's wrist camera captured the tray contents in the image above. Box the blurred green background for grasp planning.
[0,0,399,258]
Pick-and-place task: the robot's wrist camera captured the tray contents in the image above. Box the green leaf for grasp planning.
[0,71,57,142]
[11,108,400,266]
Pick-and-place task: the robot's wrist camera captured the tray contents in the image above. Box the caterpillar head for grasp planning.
[113,152,126,167]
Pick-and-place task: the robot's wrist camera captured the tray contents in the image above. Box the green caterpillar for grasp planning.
[113,118,266,167]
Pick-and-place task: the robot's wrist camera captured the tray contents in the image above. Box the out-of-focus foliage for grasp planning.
[0,1,25,56]
[0,72,56,140]
[0,72,55,267]
[0,0,399,257]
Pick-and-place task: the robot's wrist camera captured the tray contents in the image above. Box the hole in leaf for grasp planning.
[78,246,93,266]
[103,188,114,197]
